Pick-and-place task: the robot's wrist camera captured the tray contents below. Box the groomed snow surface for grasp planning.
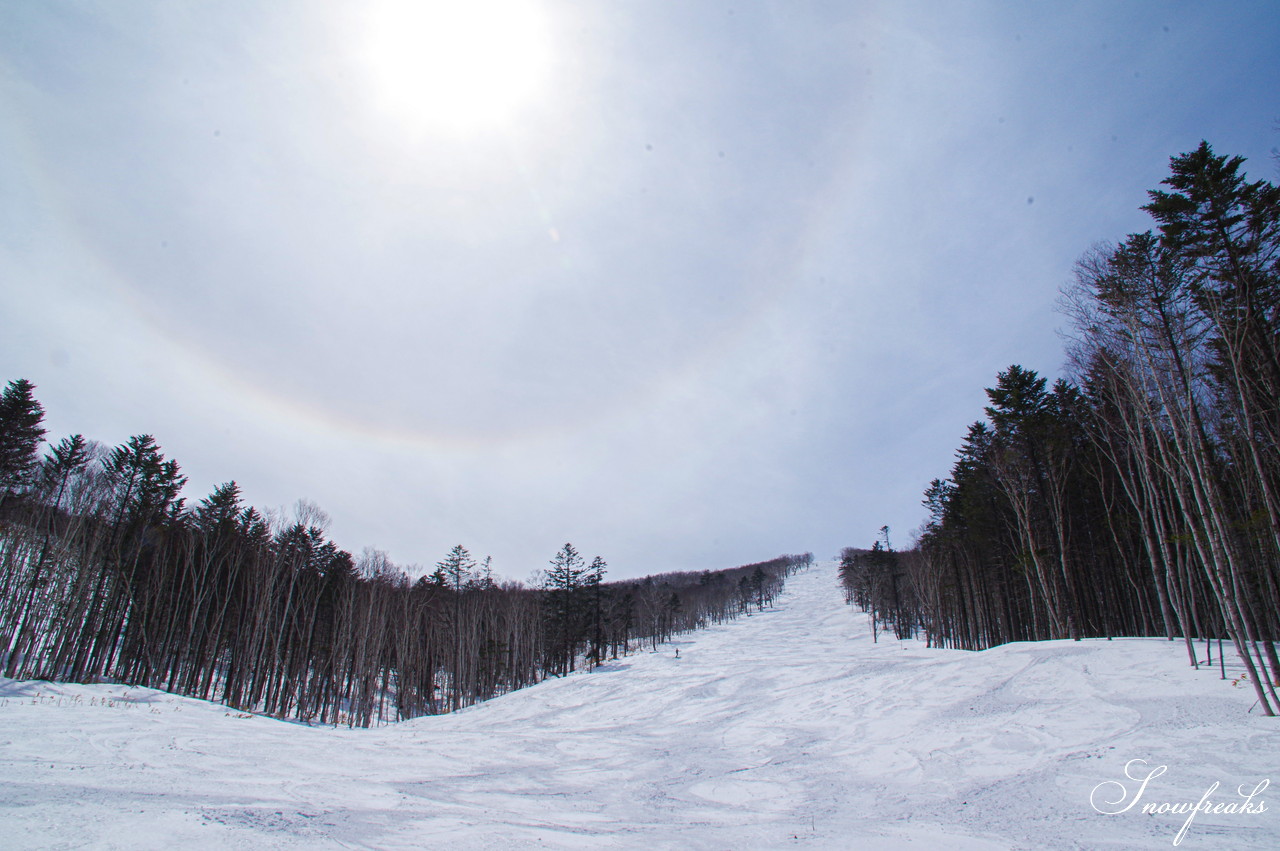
[1,563,1275,849]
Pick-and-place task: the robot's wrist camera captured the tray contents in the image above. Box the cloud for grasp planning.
[3,0,1278,577]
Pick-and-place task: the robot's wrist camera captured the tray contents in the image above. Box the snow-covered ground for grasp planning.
[1,563,1275,849]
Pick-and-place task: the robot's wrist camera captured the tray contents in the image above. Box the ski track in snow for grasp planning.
[1,564,1276,849]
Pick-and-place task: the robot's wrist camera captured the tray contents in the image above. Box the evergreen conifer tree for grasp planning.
[40,434,90,510]
[544,543,587,673]
[0,379,47,498]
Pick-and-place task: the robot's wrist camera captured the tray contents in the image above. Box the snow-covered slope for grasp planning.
[1,563,1275,849]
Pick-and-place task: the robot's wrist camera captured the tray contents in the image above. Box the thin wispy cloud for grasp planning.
[2,0,1277,578]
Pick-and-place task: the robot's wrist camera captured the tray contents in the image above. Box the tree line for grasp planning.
[0,381,809,725]
[840,142,1280,716]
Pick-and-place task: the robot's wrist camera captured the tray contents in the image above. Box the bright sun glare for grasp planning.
[362,0,553,136]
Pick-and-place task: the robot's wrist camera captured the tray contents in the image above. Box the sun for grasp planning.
[360,0,554,136]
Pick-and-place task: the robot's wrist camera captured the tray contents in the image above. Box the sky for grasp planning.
[2,1,1278,581]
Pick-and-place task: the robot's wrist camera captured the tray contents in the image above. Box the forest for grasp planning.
[0,390,809,725]
[840,142,1280,716]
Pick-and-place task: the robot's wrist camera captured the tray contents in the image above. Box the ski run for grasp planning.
[1,562,1275,849]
